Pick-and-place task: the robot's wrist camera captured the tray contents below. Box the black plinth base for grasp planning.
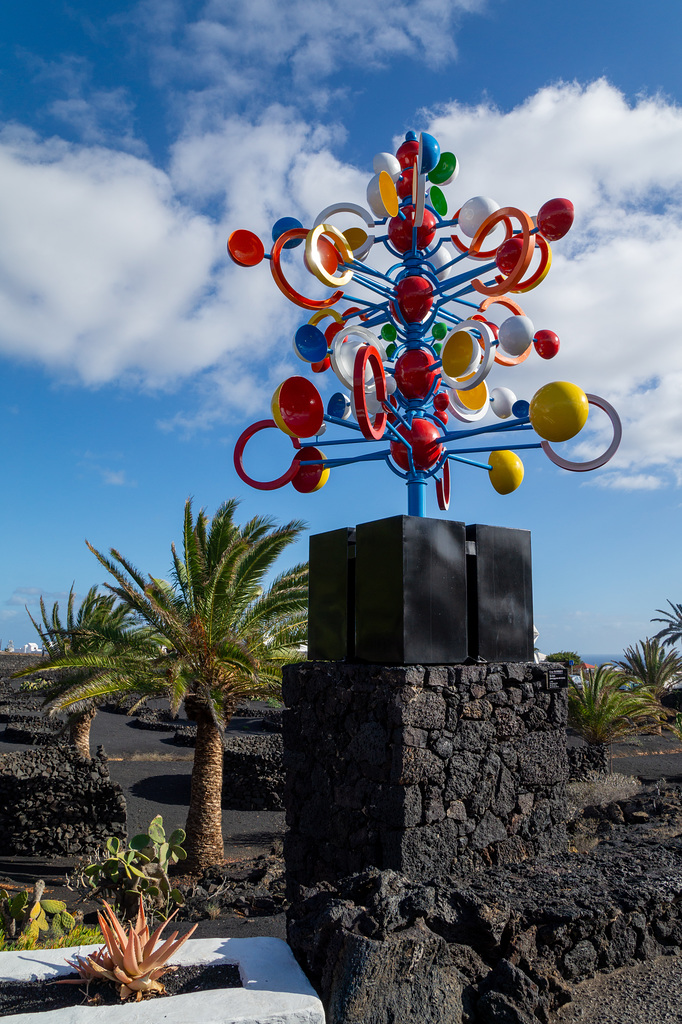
[307,516,533,664]
[466,524,534,663]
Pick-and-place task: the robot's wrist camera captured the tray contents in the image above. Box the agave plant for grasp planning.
[64,895,197,1002]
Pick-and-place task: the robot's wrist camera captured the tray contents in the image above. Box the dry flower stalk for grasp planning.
[64,895,197,1001]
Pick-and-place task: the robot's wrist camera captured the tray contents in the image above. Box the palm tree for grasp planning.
[15,586,139,758]
[34,499,307,873]
[615,638,682,700]
[568,665,665,768]
[652,601,682,649]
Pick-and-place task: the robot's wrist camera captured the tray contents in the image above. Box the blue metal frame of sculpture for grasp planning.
[230,130,621,517]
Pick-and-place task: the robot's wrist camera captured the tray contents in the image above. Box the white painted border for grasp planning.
[0,937,325,1023]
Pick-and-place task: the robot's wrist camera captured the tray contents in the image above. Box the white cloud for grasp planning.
[135,0,486,127]
[5,587,69,608]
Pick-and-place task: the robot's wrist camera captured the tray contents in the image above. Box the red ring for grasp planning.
[353,345,387,440]
[233,419,300,490]
[436,459,450,510]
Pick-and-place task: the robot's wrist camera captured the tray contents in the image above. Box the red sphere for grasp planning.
[396,140,419,169]
[387,207,437,253]
[495,236,524,275]
[434,409,449,425]
[396,167,414,199]
[533,329,560,359]
[395,275,433,323]
[390,418,443,472]
[433,391,450,411]
[394,348,438,399]
[537,198,574,241]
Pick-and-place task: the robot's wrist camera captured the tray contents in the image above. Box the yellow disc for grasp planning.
[379,171,399,218]
[442,330,477,378]
[488,450,524,494]
[343,227,369,254]
[529,381,589,442]
[456,380,488,411]
[271,384,296,437]
[312,453,329,492]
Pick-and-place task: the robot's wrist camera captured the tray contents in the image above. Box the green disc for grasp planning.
[429,185,447,217]
[428,151,458,185]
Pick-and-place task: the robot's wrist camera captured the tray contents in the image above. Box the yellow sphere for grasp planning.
[488,450,524,494]
[529,381,589,442]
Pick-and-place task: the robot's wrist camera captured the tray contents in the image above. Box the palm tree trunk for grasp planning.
[184,709,225,872]
[69,708,96,759]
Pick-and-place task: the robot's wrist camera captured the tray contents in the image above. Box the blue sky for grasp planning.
[1,0,681,657]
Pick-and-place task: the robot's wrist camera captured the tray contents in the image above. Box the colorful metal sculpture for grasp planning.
[230,131,621,516]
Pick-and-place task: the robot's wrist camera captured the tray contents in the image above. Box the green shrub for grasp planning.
[73,814,187,922]
[0,880,75,943]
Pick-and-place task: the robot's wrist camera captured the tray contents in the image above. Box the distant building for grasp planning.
[22,642,42,654]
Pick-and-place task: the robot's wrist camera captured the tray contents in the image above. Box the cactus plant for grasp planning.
[77,815,187,922]
[0,880,75,942]
[63,895,197,1001]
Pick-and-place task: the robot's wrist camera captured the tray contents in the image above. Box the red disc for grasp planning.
[394,349,438,400]
[387,207,436,254]
[275,377,324,437]
[395,276,433,323]
[304,234,339,277]
[228,230,265,267]
[537,198,574,241]
[390,418,443,472]
[292,447,327,493]
[312,356,331,373]
[533,330,560,359]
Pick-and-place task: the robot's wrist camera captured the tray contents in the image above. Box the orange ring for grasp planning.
[470,208,535,297]
[477,296,532,366]
[450,210,513,259]
[510,234,552,293]
[270,228,344,310]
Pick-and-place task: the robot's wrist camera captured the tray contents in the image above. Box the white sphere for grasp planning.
[497,315,535,356]
[428,244,453,281]
[490,387,517,419]
[458,196,500,238]
[373,152,401,180]
[385,374,397,395]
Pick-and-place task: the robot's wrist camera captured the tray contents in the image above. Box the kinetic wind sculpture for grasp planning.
[229,130,621,517]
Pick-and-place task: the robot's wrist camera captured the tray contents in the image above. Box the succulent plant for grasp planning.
[77,815,187,921]
[64,895,197,1002]
[0,880,75,941]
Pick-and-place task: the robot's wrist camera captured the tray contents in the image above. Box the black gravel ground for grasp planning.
[0,701,287,940]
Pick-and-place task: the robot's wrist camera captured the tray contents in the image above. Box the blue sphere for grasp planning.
[272,216,304,249]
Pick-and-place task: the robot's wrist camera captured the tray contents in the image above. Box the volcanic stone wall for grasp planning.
[283,661,568,893]
[567,741,609,779]
[0,744,126,855]
[223,734,284,811]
